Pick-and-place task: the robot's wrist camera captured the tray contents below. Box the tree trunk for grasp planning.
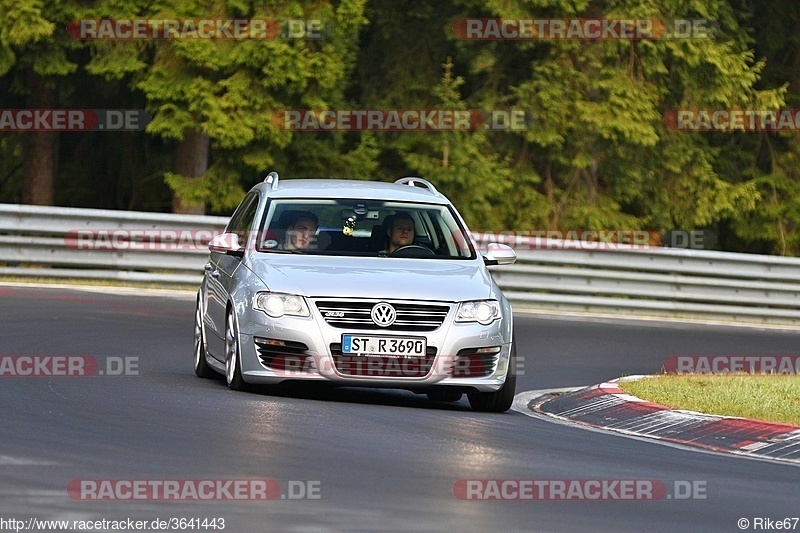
[22,71,57,206]
[791,2,800,105]
[172,129,209,214]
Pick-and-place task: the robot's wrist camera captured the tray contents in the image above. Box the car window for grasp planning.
[226,193,259,245]
[255,198,475,259]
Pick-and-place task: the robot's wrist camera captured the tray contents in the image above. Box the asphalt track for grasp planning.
[1,283,798,532]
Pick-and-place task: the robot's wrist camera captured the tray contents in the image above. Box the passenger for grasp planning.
[282,211,319,250]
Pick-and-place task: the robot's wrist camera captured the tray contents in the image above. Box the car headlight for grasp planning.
[456,300,501,325]
[253,292,310,318]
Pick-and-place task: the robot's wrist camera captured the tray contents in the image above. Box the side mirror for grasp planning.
[483,242,516,266]
[208,232,244,258]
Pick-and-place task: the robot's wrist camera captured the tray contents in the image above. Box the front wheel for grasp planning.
[225,307,248,391]
[467,342,516,412]
[194,294,216,379]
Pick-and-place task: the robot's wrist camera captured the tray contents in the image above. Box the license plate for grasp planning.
[341,335,426,357]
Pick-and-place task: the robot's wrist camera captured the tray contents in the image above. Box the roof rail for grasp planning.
[263,171,279,190]
[394,177,440,196]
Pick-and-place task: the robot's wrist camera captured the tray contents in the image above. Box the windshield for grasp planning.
[255,198,476,259]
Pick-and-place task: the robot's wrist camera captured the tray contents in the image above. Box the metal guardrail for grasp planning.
[0,203,227,285]
[494,248,800,324]
[2,203,800,325]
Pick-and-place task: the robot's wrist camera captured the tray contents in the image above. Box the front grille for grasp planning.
[254,337,312,372]
[451,347,501,378]
[315,300,450,331]
[329,343,438,377]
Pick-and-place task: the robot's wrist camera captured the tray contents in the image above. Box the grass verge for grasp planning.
[618,375,800,426]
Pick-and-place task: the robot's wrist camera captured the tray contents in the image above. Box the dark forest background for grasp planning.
[2,0,799,255]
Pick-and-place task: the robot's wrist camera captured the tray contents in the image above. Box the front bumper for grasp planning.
[235,298,512,392]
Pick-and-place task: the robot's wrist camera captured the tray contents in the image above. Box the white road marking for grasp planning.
[0,455,59,466]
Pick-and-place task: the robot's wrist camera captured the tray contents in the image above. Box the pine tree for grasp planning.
[87,0,368,213]
[0,0,83,205]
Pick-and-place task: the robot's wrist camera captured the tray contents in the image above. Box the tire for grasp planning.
[193,294,217,379]
[467,341,516,413]
[224,306,249,391]
[426,388,463,402]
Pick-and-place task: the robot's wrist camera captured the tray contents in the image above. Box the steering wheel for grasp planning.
[390,244,435,258]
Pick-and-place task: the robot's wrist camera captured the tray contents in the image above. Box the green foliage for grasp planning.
[164,162,245,212]
[398,57,525,228]
[0,0,55,75]
[86,0,368,210]
[731,135,800,255]
[277,132,380,180]
[0,0,81,77]
[502,0,781,233]
[2,0,800,255]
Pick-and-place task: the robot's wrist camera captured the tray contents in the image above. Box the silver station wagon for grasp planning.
[193,173,518,412]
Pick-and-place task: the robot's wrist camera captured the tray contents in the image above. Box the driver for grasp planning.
[385,212,415,254]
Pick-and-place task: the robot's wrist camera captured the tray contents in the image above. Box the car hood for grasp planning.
[244,254,493,301]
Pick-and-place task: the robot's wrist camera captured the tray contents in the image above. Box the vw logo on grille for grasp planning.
[371,302,397,327]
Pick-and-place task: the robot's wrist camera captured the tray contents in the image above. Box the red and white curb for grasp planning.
[515,378,800,466]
